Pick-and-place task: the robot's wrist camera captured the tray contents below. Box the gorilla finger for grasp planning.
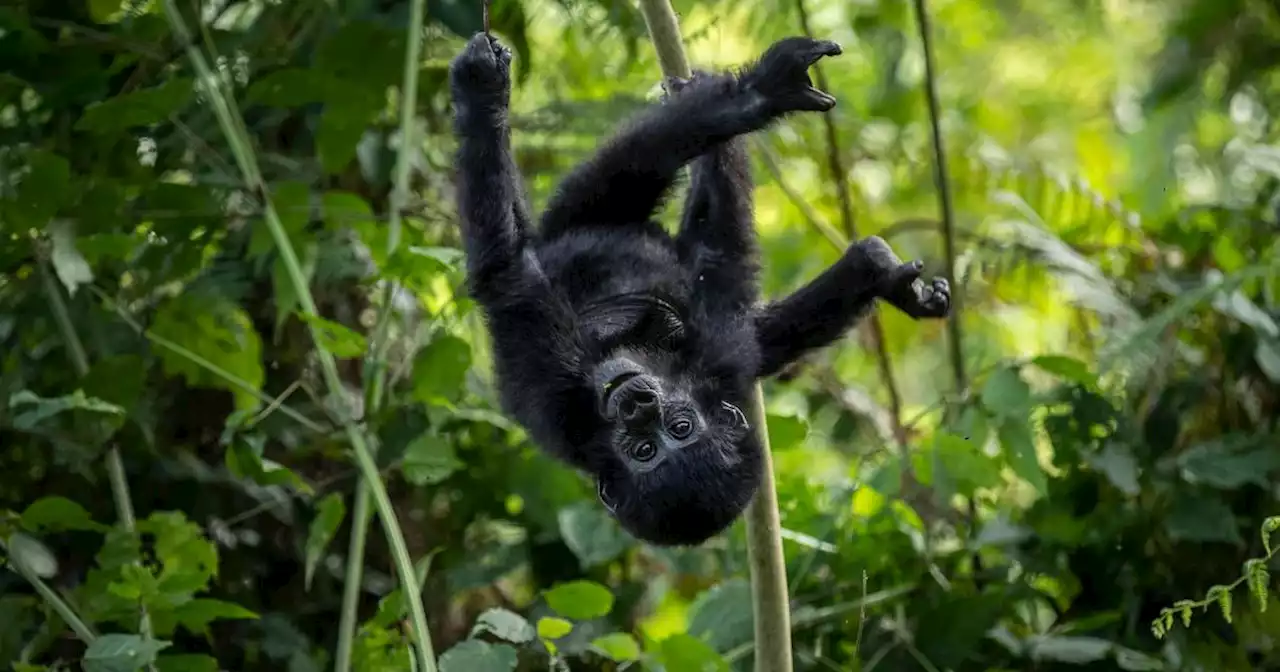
[805,40,842,64]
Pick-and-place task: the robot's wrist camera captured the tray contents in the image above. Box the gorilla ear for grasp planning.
[597,479,618,513]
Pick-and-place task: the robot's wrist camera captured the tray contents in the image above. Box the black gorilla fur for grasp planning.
[448,33,951,546]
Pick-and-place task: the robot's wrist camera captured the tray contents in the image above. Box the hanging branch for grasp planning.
[911,0,965,390]
[633,3,792,671]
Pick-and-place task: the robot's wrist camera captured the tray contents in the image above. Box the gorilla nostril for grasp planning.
[619,388,656,421]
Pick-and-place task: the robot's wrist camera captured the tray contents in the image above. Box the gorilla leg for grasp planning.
[665,73,761,313]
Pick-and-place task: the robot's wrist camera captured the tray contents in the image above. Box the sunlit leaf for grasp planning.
[591,633,641,662]
[21,496,105,533]
[655,633,729,672]
[537,616,573,639]
[545,580,613,620]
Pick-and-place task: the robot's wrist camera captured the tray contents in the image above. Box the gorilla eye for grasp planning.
[633,441,657,462]
[668,417,694,439]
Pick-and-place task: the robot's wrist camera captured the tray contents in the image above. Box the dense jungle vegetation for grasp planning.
[2,0,1279,670]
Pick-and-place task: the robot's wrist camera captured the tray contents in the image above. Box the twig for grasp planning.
[911,0,965,390]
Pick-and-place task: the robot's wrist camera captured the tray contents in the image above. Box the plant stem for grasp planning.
[910,0,966,390]
[335,0,429,666]
[159,5,436,669]
[633,2,792,670]
[0,538,98,643]
[39,262,155,668]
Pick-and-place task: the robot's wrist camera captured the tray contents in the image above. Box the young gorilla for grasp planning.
[449,33,950,546]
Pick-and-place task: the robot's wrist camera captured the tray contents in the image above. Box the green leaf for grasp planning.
[1176,440,1280,489]
[997,418,1046,494]
[655,633,729,672]
[9,389,125,430]
[168,599,259,638]
[15,150,70,226]
[536,616,573,639]
[436,640,518,672]
[933,432,1002,496]
[1114,647,1165,671]
[1256,341,1280,383]
[544,580,614,620]
[1027,635,1112,663]
[470,607,535,644]
[318,97,378,175]
[87,0,127,23]
[297,313,368,359]
[688,578,753,652]
[1030,355,1097,386]
[981,366,1032,417]
[766,412,808,451]
[556,501,633,568]
[138,512,219,599]
[156,654,221,672]
[76,78,193,133]
[304,493,347,590]
[151,294,265,412]
[401,434,464,485]
[591,633,641,662]
[225,440,313,494]
[48,220,94,295]
[407,245,466,271]
[21,496,105,533]
[6,533,59,578]
[1084,443,1140,495]
[83,633,171,672]
[1165,494,1242,544]
[245,68,338,107]
[412,334,472,404]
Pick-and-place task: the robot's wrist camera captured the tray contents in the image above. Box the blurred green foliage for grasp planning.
[1,0,1279,669]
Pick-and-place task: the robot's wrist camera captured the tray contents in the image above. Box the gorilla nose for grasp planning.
[618,388,658,425]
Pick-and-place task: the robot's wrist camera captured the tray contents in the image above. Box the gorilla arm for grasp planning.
[754,236,951,378]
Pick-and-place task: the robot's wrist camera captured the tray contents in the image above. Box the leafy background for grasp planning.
[2,0,1279,670]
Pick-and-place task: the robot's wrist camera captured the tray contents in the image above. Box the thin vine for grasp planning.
[1152,516,1278,638]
